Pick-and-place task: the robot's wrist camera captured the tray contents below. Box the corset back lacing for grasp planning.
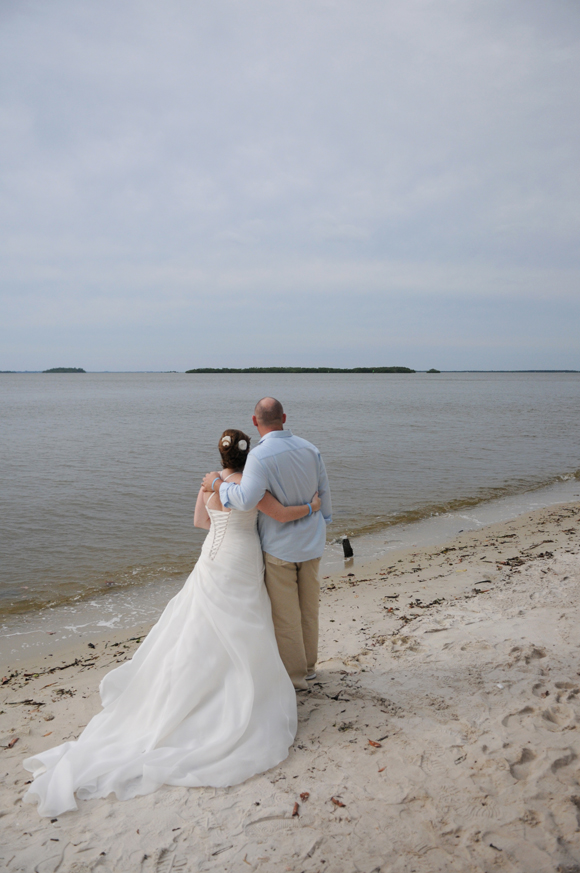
[207,472,236,561]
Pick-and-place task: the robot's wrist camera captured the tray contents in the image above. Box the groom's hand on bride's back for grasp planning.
[202,472,222,492]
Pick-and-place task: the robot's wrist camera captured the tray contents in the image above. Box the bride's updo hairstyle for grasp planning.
[218,429,251,472]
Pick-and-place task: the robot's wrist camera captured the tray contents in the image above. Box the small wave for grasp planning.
[0,559,195,620]
[326,468,580,540]
[558,470,580,481]
[96,617,123,628]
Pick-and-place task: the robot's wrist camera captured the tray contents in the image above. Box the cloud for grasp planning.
[0,0,579,369]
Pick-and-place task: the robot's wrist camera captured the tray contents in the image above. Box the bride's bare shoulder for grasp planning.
[224,469,243,484]
[204,469,243,512]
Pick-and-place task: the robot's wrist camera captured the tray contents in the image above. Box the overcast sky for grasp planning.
[1,0,579,371]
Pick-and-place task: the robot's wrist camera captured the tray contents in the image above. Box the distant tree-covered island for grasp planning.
[43,367,86,373]
[186,366,415,374]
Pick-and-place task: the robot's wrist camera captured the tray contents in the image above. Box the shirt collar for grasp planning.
[258,428,293,444]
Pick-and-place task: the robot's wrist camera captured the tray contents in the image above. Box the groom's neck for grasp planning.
[257,423,284,438]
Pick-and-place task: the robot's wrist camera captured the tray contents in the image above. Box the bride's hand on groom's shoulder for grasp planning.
[202,471,222,492]
[311,492,321,513]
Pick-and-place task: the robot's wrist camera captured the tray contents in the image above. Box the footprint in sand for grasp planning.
[509,747,537,781]
[465,794,501,819]
[541,703,574,731]
[554,681,580,703]
[550,749,577,775]
[508,644,548,667]
[501,706,535,727]
[532,682,550,698]
[420,748,450,775]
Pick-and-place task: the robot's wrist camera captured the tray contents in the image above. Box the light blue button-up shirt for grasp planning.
[220,429,332,562]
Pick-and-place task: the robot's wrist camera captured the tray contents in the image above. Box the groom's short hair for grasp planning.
[255,397,284,425]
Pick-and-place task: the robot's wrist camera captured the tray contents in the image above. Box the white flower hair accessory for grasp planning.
[221,435,232,448]
[238,439,248,450]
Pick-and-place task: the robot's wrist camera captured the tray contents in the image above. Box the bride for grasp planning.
[24,428,320,817]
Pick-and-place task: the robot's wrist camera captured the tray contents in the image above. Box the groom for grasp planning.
[202,397,332,690]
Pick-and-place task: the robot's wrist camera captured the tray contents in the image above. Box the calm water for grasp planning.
[1,372,579,620]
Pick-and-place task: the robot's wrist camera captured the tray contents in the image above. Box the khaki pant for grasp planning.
[263,552,321,691]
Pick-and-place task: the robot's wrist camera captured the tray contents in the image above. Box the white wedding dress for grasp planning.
[23,502,297,817]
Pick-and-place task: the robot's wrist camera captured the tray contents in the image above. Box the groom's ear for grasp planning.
[282,413,287,424]
[252,414,259,428]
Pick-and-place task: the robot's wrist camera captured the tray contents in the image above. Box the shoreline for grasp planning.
[1,501,580,871]
[3,474,580,666]
[3,499,578,676]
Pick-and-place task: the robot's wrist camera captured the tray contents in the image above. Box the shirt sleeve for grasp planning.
[219,453,268,510]
[317,454,333,524]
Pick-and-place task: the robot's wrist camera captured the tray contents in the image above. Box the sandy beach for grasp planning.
[1,501,579,873]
